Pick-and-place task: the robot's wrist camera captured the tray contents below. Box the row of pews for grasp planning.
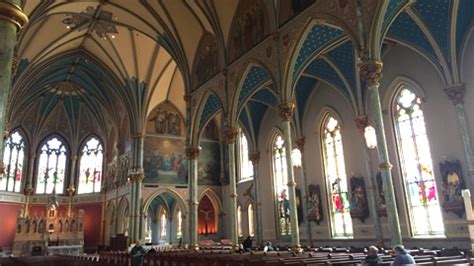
[66,246,472,265]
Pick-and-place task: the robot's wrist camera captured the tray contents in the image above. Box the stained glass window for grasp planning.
[78,137,103,194]
[160,209,167,239]
[322,116,353,238]
[393,88,444,236]
[176,210,182,238]
[1,131,25,192]
[239,130,253,181]
[36,137,67,194]
[248,203,254,237]
[237,204,243,237]
[273,134,290,236]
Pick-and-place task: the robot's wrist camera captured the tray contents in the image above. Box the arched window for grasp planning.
[2,131,26,192]
[160,208,167,240]
[78,137,104,194]
[239,130,253,181]
[273,134,290,236]
[393,87,444,236]
[322,115,353,238]
[176,209,182,239]
[237,204,243,237]
[36,137,67,194]
[248,203,254,237]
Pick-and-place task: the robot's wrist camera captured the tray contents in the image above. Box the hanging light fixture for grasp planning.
[291,148,302,167]
[364,125,377,149]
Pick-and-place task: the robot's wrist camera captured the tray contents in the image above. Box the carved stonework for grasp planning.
[224,127,239,144]
[444,84,466,106]
[249,152,260,164]
[66,184,76,196]
[360,60,383,86]
[295,137,305,151]
[278,101,296,121]
[185,146,200,160]
[354,116,369,132]
[128,172,144,183]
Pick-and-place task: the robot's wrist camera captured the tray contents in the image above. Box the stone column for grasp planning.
[25,152,35,193]
[249,152,263,246]
[277,101,302,253]
[23,186,33,218]
[294,137,313,247]
[225,127,239,251]
[0,1,28,177]
[360,60,402,246]
[185,146,200,250]
[66,184,76,218]
[445,84,474,190]
[128,133,145,243]
[69,156,78,191]
[462,189,474,251]
[354,116,384,247]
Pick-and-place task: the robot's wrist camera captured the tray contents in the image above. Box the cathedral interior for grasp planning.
[0,0,473,259]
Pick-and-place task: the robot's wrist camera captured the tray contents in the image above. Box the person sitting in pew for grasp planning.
[392,245,415,266]
[130,241,145,266]
[263,241,274,252]
[242,235,253,252]
[364,245,382,265]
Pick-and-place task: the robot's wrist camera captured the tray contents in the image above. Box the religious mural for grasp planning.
[349,176,369,222]
[307,184,323,224]
[143,136,221,186]
[194,34,219,86]
[198,195,216,235]
[228,0,268,62]
[439,159,466,217]
[148,108,182,136]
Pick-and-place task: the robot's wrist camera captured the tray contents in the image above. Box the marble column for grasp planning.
[185,146,200,250]
[0,1,28,177]
[354,116,384,247]
[249,152,263,246]
[128,133,145,243]
[277,101,302,253]
[360,60,402,246]
[445,84,474,190]
[225,127,239,251]
[294,137,313,247]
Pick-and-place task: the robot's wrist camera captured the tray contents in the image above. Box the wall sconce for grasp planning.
[364,125,377,149]
[291,148,302,167]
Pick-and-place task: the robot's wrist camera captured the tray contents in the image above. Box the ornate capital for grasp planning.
[445,84,465,105]
[354,116,369,132]
[287,180,297,187]
[24,186,33,196]
[66,184,76,196]
[378,162,393,170]
[128,172,144,183]
[132,132,144,139]
[230,193,238,198]
[249,152,260,164]
[295,137,305,151]
[359,60,383,86]
[185,146,200,160]
[278,101,296,121]
[0,2,28,31]
[224,127,239,144]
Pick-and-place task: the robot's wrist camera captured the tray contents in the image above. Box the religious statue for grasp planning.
[439,159,466,217]
[307,184,323,224]
[349,176,369,222]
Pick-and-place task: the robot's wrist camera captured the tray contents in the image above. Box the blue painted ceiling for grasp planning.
[199,94,222,130]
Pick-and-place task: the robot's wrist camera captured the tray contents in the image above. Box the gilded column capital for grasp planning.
[359,60,383,86]
[378,162,393,170]
[277,101,296,121]
[24,186,33,196]
[295,137,305,151]
[354,115,369,132]
[128,172,144,183]
[66,184,76,196]
[185,146,200,160]
[0,2,28,31]
[224,127,239,144]
[444,84,465,106]
[249,152,260,164]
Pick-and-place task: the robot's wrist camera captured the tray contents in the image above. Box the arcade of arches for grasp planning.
[0,0,473,253]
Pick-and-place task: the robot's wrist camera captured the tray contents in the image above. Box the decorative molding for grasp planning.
[185,146,200,160]
[353,116,369,132]
[444,84,465,106]
[128,172,144,183]
[295,137,305,151]
[224,127,239,144]
[0,2,28,30]
[278,101,296,121]
[378,162,393,170]
[359,60,383,86]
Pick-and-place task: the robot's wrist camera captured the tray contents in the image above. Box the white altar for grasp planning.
[47,245,83,256]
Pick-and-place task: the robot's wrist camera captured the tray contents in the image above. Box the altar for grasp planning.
[47,245,82,256]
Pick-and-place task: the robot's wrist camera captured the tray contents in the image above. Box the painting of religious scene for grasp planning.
[143,136,187,184]
[197,141,221,186]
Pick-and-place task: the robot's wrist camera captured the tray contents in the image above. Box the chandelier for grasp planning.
[62,6,118,39]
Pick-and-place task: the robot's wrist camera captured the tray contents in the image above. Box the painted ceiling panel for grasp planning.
[238,65,271,108]
[387,12,438,62]
[304,59,348,96]
[295,76,317,123]
[199,94,222,130]
[412,0,451,61]
[456,0,474,57]
[248,101,267,138]
[383,0,407,31]
[251,88,278,108]
[325,40,356,90]
[293,24,344,78]
[239,108,252,136]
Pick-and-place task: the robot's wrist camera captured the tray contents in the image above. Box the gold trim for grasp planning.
[378,162,393,170]
[0,2,28,30]
[287,181,297,187]
[278,101,296,121]
[359,60,383,87]
[128,172,144,183]
[185,146,200,159]
[224,127,239,144]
